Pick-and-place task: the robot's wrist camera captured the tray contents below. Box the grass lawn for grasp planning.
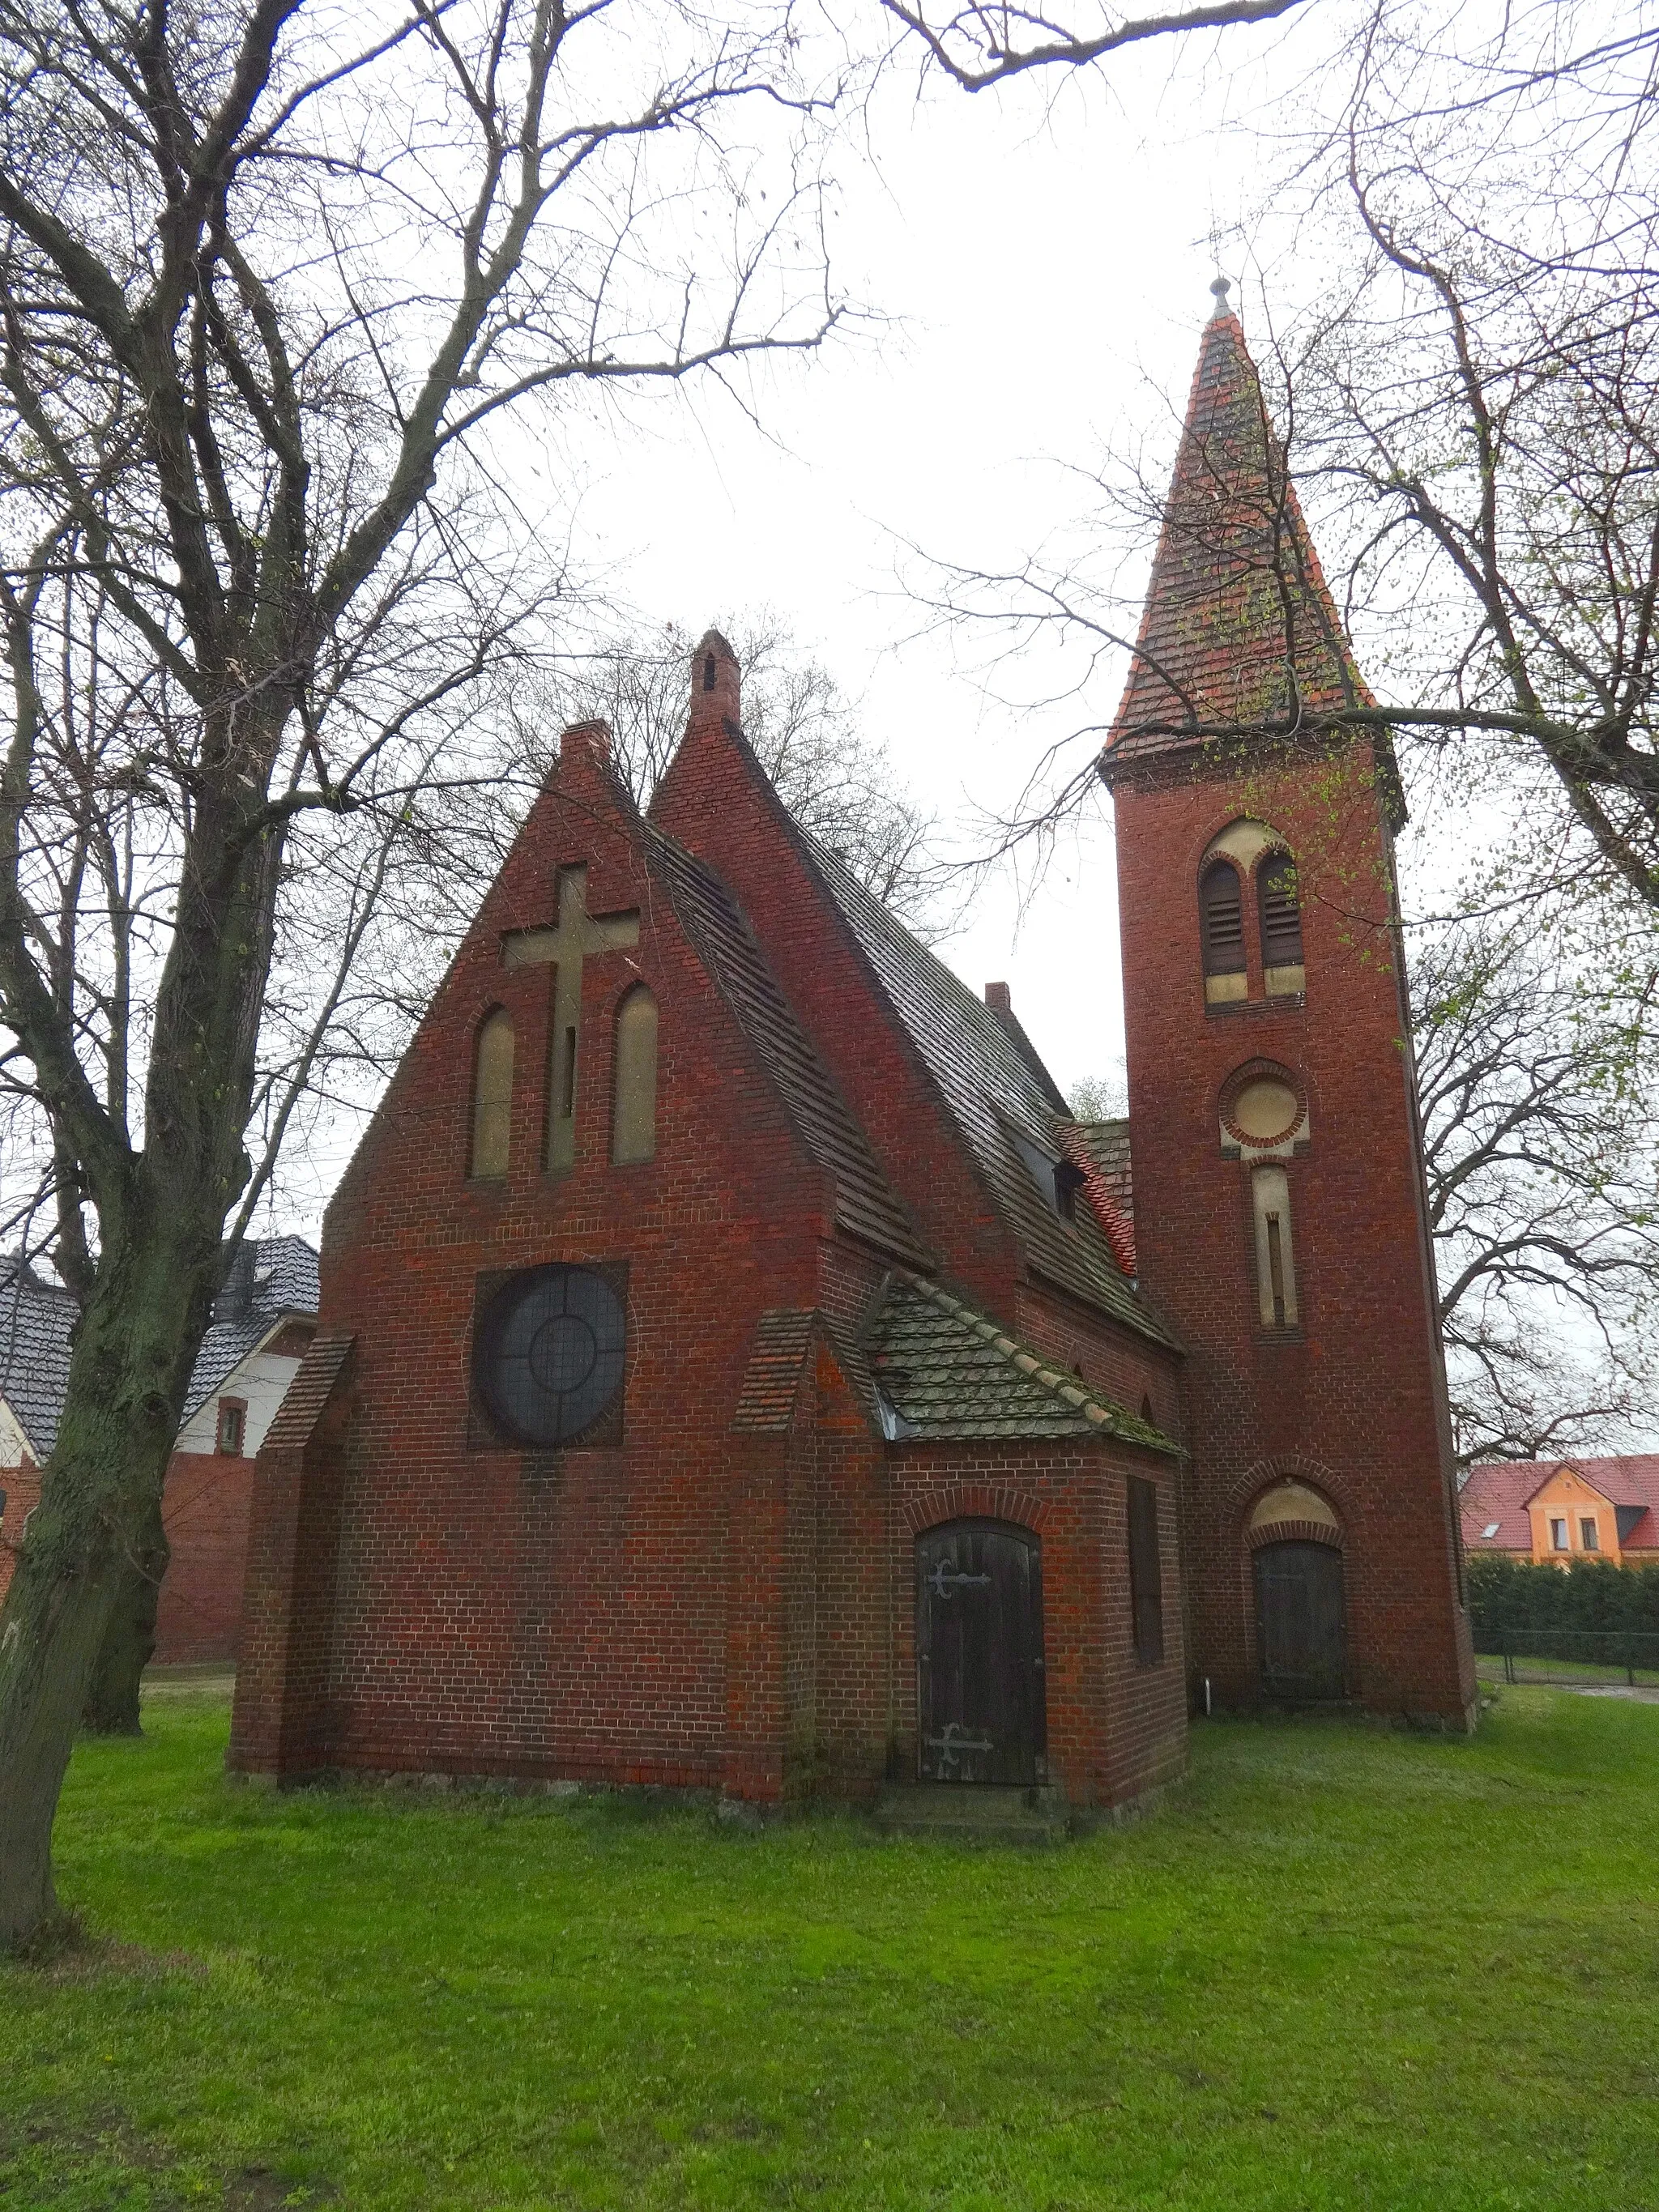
[4,1682,1657,2211]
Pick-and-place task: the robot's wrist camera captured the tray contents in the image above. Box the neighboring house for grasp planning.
[0,1238,319,1661]
[1461,1457,1659,1567]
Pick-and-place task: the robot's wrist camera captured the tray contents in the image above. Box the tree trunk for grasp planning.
[0,1225,211,1949]
[81,1495,168,1736]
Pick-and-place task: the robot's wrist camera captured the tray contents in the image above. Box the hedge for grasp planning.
[1467,1552,1659,1656]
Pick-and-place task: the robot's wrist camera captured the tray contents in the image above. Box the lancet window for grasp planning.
[470,1008,514,1179]
[612,986,659,1165]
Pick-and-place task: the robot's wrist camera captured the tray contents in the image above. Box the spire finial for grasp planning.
[1209,274,1232,320]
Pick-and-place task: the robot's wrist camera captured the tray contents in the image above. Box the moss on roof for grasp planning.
[865,1274,1179,1451]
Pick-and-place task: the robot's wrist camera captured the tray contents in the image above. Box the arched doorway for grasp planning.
[1249,1481,1346,1702]
[915,1521,1047,1784]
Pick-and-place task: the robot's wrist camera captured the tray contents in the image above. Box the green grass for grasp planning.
[4,1683,1658,2211]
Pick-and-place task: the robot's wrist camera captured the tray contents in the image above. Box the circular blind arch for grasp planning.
[475,1264,625,1447]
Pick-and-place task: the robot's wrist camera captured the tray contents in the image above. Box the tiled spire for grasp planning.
[1106,291,1372,765]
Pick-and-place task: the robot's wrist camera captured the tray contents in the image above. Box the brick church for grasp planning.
[230,293,1476,1814]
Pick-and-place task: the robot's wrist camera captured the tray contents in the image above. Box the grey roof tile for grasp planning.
[0,1237,319,1460]
[0,1263,77,1460]
[864,1273,1179,1448]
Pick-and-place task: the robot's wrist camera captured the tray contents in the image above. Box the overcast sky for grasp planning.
[529,23,1312,1104]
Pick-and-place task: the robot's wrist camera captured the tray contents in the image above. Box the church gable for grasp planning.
[322,718,915,1270]
[650,635,1163,1345]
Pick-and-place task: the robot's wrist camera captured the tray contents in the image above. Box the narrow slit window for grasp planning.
[1128,1477,1165,1665]
[612,986,659,1165]
[1201,860,1247,1004]
[470,1008,514,1178]
[1259,852,1305,993]
[1251,1165,1299,1328]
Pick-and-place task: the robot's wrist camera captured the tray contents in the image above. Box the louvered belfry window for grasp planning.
[1200,859,1247,977]
[1259,853,1304,970]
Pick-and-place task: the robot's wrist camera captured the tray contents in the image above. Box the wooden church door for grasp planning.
[1253,1541,1347,1701]
[915,1522,1047,1785]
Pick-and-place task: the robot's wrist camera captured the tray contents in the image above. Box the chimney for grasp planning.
[213,1242,256,1323]
[984,981,1012,1013]
[688,629,740,736]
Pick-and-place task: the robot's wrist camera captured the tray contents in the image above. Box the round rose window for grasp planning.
[474,1264,625,1446]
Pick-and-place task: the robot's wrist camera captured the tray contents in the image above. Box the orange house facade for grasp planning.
[1461,1457,1659,1568]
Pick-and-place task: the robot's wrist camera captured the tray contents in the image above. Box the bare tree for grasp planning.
[539,616,941,931]
[1414,912,1659,1464]
[900,4,1659,914]
[876,0,1306,90]
[0,0,844,1948]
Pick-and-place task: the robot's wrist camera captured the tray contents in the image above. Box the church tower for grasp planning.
[1101,283,1477,1728]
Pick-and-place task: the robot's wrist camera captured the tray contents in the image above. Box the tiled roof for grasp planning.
[1103,308,1385,798]
[0,1237,319,1462]
[646,826,934,1271]
[864,1273,1179,1448]
[1461,1456,1659,1552]
[731,1309,817,1433]
[0,1261,77,1460]
[262,1329,354,1454]
[1073,1119,1133,1222]
[805,840,1172,1345]
[181,1236,322,1421]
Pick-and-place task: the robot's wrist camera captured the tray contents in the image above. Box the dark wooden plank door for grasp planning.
[1253,1541,1347,1701]
[916,1522,1047,1784]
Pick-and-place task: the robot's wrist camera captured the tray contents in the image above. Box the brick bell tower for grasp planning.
[1101,279,1476,1728]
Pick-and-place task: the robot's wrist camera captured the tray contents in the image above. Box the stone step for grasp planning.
[872,1783,1070,1843]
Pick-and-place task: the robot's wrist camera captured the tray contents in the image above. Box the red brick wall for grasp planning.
[152,1450,257,1663]
[885,1440,1188,1809]
[2,1449,254,1667]
[0,1460,41,1609]
[1111,742,1475,1724]
[652,669,1021,1316]
[233,734,845,1788]
[230,721,1192,1805]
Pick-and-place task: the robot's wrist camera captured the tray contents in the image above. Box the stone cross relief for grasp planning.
[501,863,640,1171]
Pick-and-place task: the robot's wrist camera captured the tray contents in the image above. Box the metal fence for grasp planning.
[1476,1630,1659,1688]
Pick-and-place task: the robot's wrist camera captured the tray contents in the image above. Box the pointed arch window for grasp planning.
[1201,859,1247,1004]
[611,985,659,1165]
[470,1008,514,1179]
[1259,853,1305,995]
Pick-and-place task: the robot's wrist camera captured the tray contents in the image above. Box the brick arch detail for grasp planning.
[900,1485,1051,1538]
[1247,1516,1343,1553]
[1226,1454,1358,1541]
[1192,809,1290,878]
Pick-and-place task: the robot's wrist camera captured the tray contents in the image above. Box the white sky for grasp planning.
[534,29,1307,1103]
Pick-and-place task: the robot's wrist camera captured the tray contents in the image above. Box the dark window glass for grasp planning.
[1128,1477,1164,1665]
[1259,853,1304,969]
[474,1264,625,1447]
[1200,860,1246,975]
